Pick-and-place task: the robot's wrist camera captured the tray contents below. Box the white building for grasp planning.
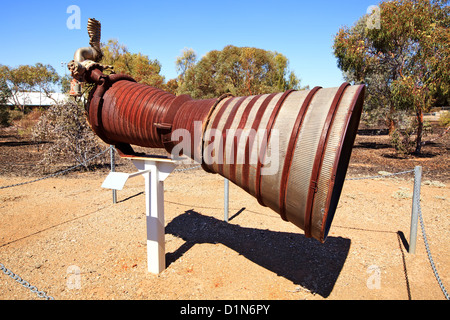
[4,91,68,108]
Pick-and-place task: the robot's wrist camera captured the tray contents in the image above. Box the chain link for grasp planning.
[348,167,448,300]
[345,169,415,181]
[0,262,54,300]
[417,196,449,300]
[0,148,110,299]
[174,165,201,172]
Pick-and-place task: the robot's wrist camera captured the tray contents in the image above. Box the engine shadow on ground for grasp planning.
[165,210,351,298]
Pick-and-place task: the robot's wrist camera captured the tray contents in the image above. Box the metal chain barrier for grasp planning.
[0,262,54,300]
[347,167,448,300]
[0,147,110,299]
[345,169,415,181]
[0,147,110,190]
[417,196,449,300]
[174,165,201,172]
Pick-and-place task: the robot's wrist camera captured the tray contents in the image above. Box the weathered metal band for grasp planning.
[319,84,365,242]
[87,72,136,148]
[218,96,248,176]
[124,84,152,142]
[241,93,278,193]
[304,82,350,238]
[201,93,234,173]
[278,86,322,222]
[255,89,296,206]
[114,81,143,141]
[229,95,263,184]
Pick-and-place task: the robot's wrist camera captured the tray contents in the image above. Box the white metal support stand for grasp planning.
[101,155,176,274]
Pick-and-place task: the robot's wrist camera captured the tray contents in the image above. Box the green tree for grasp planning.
[0,79,12,126]
[0,63,60,112]
[177,45,304,99]
[176,48,197,82]
[60,74,72,94]
[101,39,165,88]
[271,52,302,92]
[333,0,450,154]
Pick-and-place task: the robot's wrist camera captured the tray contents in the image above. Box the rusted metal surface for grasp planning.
[68,18,366,242]
[278,86,322,222]
[304,83,350,239]
[255,89,295,207]
[79,65,365,242]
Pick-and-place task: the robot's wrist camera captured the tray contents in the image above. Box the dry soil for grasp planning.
[0,127,449,301]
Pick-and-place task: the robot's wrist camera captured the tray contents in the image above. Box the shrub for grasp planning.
[0,107,10,127]
[389,110,432,156]
[8,109,25,121]
[439,111,450,127]
[390,128,415,156]
[0,80,11,126]
[32,99,107,170]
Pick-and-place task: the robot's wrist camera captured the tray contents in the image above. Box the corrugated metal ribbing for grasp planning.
[243,93,281,196]
[219,96,251,178]
[278,87,322,221]
[310,86,357,240]
[230,94,269,189]
[317,85,366,242]
[284,87,338,231]
[102,81,176,148]
[260,90,311,217]
[171,98,216,162]
[303,83,350,238]
[199,84,365,242]
[203,93,283,196]
[88,72,365,242]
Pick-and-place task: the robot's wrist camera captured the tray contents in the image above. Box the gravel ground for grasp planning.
[1,125,449,302]
[0,167,448,301]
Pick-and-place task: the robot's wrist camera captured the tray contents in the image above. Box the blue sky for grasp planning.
[0,0,381,89]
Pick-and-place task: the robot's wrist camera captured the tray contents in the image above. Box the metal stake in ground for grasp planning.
[409,166,422,254]
[110,145,117,204]
[224,178,229,222]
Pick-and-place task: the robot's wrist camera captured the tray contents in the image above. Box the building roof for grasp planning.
[5,92,68,107]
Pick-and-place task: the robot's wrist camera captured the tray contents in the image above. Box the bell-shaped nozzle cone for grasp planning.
[85,72,365,242]
[200,84,365,242]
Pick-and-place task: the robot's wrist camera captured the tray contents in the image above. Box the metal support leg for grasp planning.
[110,145,117,204]
[132,159,176,274]
[101,156,176,274]
[409,166,422,254]
[224,178,229,222]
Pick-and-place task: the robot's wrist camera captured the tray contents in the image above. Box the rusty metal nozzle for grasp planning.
[66,19,366,243]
